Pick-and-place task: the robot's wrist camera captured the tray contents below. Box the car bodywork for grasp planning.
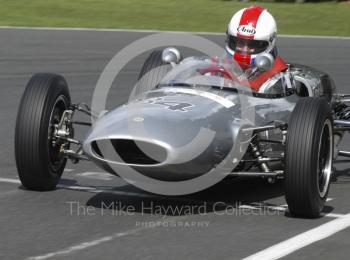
[75,55,341,181]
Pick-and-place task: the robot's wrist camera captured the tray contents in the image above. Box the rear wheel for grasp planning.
[135,50,171,96]
[285,97,333,218]
[15,73,71,191]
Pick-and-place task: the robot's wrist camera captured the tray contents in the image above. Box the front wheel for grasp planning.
[285,97,333,218]
[15,73,71,191]
[135,50,171,96]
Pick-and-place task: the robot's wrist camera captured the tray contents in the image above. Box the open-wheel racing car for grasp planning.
[15,48,350,218]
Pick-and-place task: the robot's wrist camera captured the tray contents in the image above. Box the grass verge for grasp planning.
[0,0,349,36]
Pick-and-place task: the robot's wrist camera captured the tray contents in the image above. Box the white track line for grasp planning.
[0,177,227,205]
[0,177,343,218]
[75,171,113,181]
[27,216,185,260]
[0,26,349,39]
[0,177,21,184]
[243,212,350,260]
[0,177,158,198]
[27,231,134,260]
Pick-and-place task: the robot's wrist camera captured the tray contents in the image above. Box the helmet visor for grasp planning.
[227,35,269,55]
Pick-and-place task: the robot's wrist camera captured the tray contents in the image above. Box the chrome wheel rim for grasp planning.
[317,119,333,198]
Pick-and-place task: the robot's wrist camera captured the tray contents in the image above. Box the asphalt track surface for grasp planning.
[0,28,350,260]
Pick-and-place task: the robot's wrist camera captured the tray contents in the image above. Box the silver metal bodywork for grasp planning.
[81,56,336,180]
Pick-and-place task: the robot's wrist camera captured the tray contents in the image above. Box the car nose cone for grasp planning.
[82,88,242,181]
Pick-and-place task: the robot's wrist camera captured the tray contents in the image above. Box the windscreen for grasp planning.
[159,57,249,91]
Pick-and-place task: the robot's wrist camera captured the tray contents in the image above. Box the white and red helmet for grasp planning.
[226,6,277,68]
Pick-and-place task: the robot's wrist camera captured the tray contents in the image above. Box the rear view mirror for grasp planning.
[255,53,275,71]
[161,47,182,64]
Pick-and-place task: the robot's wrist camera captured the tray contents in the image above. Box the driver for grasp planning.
[225,6,288,91]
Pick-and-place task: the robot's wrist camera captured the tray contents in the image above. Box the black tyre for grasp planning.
[15,73,71,191]
[285,97,333,218]
[135,50,171,96]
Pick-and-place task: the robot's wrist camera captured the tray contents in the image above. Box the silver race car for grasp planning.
[15,48,350,218]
